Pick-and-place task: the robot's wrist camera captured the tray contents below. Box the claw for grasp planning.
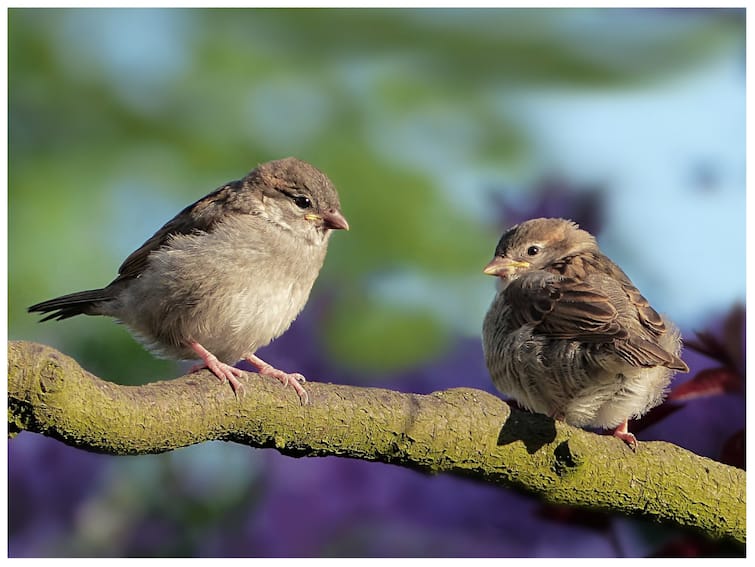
[244,353,310,405]
[612,420,638,451]
[188,341,244,394]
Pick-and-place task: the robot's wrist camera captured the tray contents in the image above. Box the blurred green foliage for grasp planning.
[8,8,743,383]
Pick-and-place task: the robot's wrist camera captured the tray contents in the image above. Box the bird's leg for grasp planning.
[244,353,309,406]
[612,420,638,450]
[188,341,244,394]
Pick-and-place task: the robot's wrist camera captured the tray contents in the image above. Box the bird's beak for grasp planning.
[483,257,530,278]
[305,210,350,231]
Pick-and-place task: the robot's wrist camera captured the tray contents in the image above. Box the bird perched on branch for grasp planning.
[482,218,687,448]
[29,157,349,405]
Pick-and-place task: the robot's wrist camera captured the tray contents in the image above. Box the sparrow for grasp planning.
[481,218,688,448]
[28,157,349,405]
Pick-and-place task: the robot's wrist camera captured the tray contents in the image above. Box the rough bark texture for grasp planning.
[7,340,745,545]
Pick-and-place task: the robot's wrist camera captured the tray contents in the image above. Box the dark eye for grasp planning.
[292,195,312,209]
[527,245,540,256]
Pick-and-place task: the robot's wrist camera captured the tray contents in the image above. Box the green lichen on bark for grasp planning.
[7,340,746,545]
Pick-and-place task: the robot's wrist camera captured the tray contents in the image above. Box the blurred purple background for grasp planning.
[9,181,745,558]
[8,8,745,558]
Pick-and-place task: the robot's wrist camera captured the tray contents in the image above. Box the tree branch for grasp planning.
[8,340,745,545]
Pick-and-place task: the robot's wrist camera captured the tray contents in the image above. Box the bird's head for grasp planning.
[249,157,349,241]
[483,218,597,280]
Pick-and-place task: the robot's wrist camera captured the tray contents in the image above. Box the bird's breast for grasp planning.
[117,214,328,362]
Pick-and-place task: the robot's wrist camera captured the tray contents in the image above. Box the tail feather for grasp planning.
[28,289,112,322]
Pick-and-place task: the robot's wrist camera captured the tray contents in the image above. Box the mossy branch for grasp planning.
[8,340,745,545]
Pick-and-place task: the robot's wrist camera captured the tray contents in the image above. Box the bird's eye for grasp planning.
[292,195,312,209]
[527,245,540,256]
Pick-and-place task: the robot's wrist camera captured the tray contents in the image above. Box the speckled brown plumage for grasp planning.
[29,157,349,404]
[482,218,688,448]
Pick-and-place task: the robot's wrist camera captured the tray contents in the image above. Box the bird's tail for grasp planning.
[28,289,112,322]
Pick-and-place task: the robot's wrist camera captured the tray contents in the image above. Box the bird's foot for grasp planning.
[188,341,244,394]
[612,420,638,451]
[244,353,309,406]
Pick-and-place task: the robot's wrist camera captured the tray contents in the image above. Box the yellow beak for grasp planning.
[483,257,530,277]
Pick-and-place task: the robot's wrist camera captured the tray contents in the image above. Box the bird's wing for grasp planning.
[115,180,249,282]
[506,272,685,369]
[602,258,667,336]
[504,272,626,342]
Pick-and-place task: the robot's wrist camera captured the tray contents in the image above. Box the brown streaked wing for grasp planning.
[114,181,247,283]
[598,255,667,336]
[614,336,688,371]
[623,285,667,336]
[505,273,625,342]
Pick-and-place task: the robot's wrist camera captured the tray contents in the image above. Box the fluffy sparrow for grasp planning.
[29,157,349,404]
[482,218,688,448]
